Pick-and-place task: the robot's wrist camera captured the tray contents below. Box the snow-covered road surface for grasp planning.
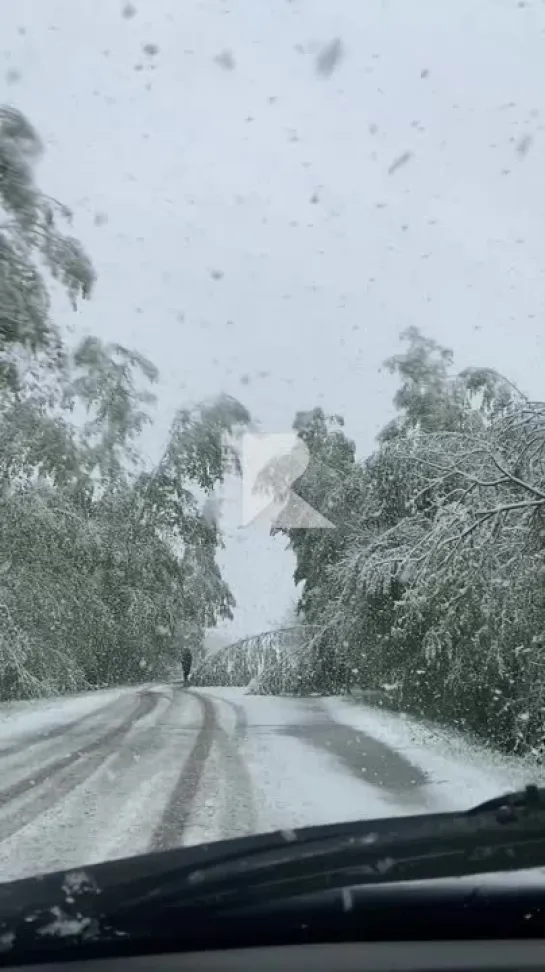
[0,684,541,883]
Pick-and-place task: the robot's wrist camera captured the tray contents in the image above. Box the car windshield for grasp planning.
[0,0,543,887]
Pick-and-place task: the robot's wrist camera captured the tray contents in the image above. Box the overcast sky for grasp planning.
[3,0,545,637]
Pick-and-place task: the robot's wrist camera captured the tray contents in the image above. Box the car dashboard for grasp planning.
[9,941,545,972]
[2,874,545,971]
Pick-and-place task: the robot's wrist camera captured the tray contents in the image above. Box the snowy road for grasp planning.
[0,684,540,883]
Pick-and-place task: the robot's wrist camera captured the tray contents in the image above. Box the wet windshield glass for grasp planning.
[0,0,543,883]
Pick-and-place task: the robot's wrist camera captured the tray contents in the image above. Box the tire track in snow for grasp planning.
[150,689,257,849]
[280,698,429,805]
[213,694,256,839]
[0,693,133,759]
[0,689,161,843]
[0,688,185,881]
[150,690,216,851]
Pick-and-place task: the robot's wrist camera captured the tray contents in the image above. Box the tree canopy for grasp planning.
[0,106,250,699]
[275,327,545,758]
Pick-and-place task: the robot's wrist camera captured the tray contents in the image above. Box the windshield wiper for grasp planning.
[111,784,545,918]
[2,785,545,960]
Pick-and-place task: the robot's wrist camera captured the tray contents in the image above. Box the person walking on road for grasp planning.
[181,646,192,687]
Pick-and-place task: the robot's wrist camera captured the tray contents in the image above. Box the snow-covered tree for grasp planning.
[0,106,250,699]
[0,106,94,393]
[278,328,545,757]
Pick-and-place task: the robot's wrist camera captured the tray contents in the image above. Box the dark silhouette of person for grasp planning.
[181,646,192,687]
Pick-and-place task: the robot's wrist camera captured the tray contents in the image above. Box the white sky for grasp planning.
[3,0,545,637]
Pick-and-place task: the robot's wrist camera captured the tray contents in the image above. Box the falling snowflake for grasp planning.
[315,38,344,78]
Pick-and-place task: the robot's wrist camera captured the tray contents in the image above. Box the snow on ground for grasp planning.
[182,687,395,846]
[321,694,545,889]
[0,686,135,748]
[0,685,203,880]
[0,683,542,885]
[324,695,545,811]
